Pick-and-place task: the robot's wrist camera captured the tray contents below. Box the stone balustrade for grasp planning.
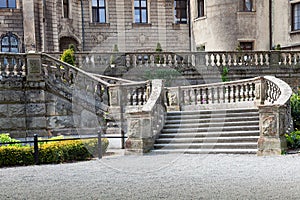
[165,77,261,111]
[0,53,26,79]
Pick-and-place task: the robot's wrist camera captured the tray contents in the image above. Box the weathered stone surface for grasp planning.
[48,116,74,129]
[9,104,25,117]
[0,91,24,103]
[0,117,26,129]
[27,117,47,129]
[26,103,46,116]
[0,105,8,117]
[25,90,45,103]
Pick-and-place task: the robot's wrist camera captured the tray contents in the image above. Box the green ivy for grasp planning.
[285,130,300,149]
[291,90,300,129]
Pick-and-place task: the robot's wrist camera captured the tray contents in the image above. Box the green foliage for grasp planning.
[0,133,22,147]
[221,66,229,82]
[155,43,162,52]
[285,130,300,149]
[291,90,300,129]
[0,146,34,167]
[61,47,75,66]
[0,138,109,167]
[143,69,180,87]
[110,44,119,65]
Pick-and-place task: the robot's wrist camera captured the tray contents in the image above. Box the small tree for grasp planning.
[155,43,163,64]
[110,44,119,65]
[61,44,76,66]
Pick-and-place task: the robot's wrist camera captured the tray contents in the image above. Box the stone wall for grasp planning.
[191,0,270,51]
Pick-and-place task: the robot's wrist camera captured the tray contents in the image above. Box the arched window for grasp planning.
[1,32,19,53]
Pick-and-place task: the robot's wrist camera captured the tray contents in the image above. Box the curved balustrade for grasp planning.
[165,77,260,110]
[0,53,26,78]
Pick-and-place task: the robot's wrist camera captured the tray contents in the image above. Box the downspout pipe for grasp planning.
[269,0,273,50]
[188,0,192,51]
[81,0,85,51]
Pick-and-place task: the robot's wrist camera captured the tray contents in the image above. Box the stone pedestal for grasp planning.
[257,105,287,156]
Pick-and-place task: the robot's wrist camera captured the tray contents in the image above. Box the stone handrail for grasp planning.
[165,77,261,110]
[41,53,111,112]
[125,79,166,154]
[0,53,27,79]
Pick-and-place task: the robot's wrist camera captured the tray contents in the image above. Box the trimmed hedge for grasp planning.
[0,138,109,167]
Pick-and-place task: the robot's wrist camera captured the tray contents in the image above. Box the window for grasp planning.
[197,0,204,18]
[292,3,300,31]
[92,0,106,23]
[243,0,252,12]
[239,42,253,50]
[174,0,187,24]
[134,0,147,23]
[63,0,69,18]
[1,33,19,53]
[0,0,16,8]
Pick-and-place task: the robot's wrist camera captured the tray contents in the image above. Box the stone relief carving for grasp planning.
[169,91,178,106]
[262,115,277,137]
[138,34,148,46]
[92,34,107,44]
[128,119,140,137]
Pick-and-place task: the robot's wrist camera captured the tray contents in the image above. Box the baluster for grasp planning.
[205,54,210,66]
[149,55,155,67]
[193,88,197,105]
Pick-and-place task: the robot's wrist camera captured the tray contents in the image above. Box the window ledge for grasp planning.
[0,8,20,12]
[290,30,300,34]
[237,11,256,15]
[132,23,152,28]
[89,23,110,27]
[194,16,207,22]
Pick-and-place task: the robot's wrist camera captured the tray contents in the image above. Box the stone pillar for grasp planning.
[254,77,266,107]
[25,53,47,137]
[125,111,154,155]
[107,85,123,135]
[257,105,287,156]
[167,87,181,111]
[22,0,36,52]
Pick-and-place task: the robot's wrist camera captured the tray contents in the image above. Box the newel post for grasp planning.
[26,52,43,82]
[254,77,266,107]
[107,85,123,135]
[125,80,165,155]
[257,105,288,156]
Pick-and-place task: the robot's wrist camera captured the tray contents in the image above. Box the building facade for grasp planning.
[1,0,300,53]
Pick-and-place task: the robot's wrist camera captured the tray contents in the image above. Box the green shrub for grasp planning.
[0,138,109,167]
[285,130,300,149]
[0,133,22,147]
[61,47,75,66]
[0,146,34,167]
[221,66,229,82]
[291,91,300,129]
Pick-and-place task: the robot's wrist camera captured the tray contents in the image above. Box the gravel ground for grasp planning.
[1,152,300,200]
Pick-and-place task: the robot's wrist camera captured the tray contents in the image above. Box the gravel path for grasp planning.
[1,152,300,200]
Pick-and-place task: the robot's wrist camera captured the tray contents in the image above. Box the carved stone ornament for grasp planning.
[169,91,178,106]
[262,115,277,137]
[92,34,107,44]
[138,34,148,46]
[128,119,140,137]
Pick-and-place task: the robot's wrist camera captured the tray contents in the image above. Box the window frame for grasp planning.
[0,0,16,9]
[174,0,188,24]
[134,0,148,24]
[242,0,253,12]
[0,32,19,53]
[292,2,300,31]
[92,0,106,23]
[63,0,69,18]
[197,0,204,18]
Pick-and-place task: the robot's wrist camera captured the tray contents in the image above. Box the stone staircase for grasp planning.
[152,108,260,154]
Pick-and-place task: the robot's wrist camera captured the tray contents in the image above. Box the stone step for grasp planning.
[165,116,259,124]
[166,112,259,120]
[151,149,257,154]
[155,136,259,144]
[158,130,260,138]
[167,108,258,116]
[153,142,258,149]
[163,121,259,129]
[161,126,259,134]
